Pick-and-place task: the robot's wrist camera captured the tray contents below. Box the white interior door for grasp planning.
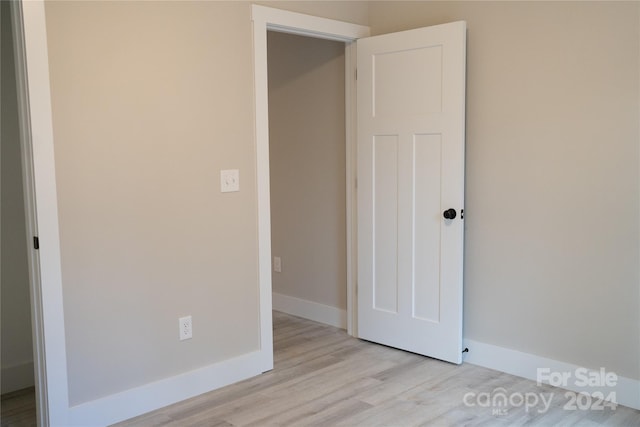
[357,21,466,364]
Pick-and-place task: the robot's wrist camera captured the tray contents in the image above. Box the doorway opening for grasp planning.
[252,6,370,370]
[1,0,36,410]
[267,31,348,329]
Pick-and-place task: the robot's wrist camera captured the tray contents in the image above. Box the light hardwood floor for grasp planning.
[114,312,640,426]
[2,312,639,426]
[1,387,36,427]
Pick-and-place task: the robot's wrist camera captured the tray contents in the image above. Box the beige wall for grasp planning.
[369,1,640,380]
[43,0,368,406]
[256,1,369,26]
[268,31,347,310]
[1,0,34,394]
[44,1,263,405]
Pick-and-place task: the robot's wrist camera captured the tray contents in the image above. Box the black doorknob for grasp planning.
[443,208,457,220]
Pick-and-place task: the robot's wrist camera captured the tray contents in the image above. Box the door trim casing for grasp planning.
[251,5,370,365]
[11,1,68,425]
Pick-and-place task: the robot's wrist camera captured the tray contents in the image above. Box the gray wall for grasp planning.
[1,0,34,394]
[369,1,640,380]
[268,31,347,311]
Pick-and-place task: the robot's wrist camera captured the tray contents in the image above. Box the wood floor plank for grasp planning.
[1,387,36,427]
[242,378,378,426]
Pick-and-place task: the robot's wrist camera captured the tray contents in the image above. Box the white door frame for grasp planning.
[251,5,369,359]
[11,1,69,426]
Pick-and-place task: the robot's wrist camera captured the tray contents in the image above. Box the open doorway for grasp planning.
[252,6,369,370]
[1,0,36,422]
[267,31,348,329]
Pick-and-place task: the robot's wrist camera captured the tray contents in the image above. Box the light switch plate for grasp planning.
[221,169,240,192]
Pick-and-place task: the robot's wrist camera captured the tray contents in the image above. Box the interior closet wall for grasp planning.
[1,0,35,394]
[268,31,347,315]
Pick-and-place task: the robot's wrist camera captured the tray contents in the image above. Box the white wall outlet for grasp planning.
[179,315,192,341]
[220,169,240,192]
[273,256,282,273]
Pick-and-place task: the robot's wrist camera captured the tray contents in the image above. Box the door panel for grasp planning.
[357,22,466,364]
[413,133,442,323]
[373,46,443,117]
[373,135,400,314]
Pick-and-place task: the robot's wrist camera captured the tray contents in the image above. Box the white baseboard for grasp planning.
[66,350,266,426]
[273,292,347,329]
[464,339,640,411]
[1,361,35,394]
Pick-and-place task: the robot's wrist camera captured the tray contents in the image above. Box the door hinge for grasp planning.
[33,236,40,250]
[355,68,358,80]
